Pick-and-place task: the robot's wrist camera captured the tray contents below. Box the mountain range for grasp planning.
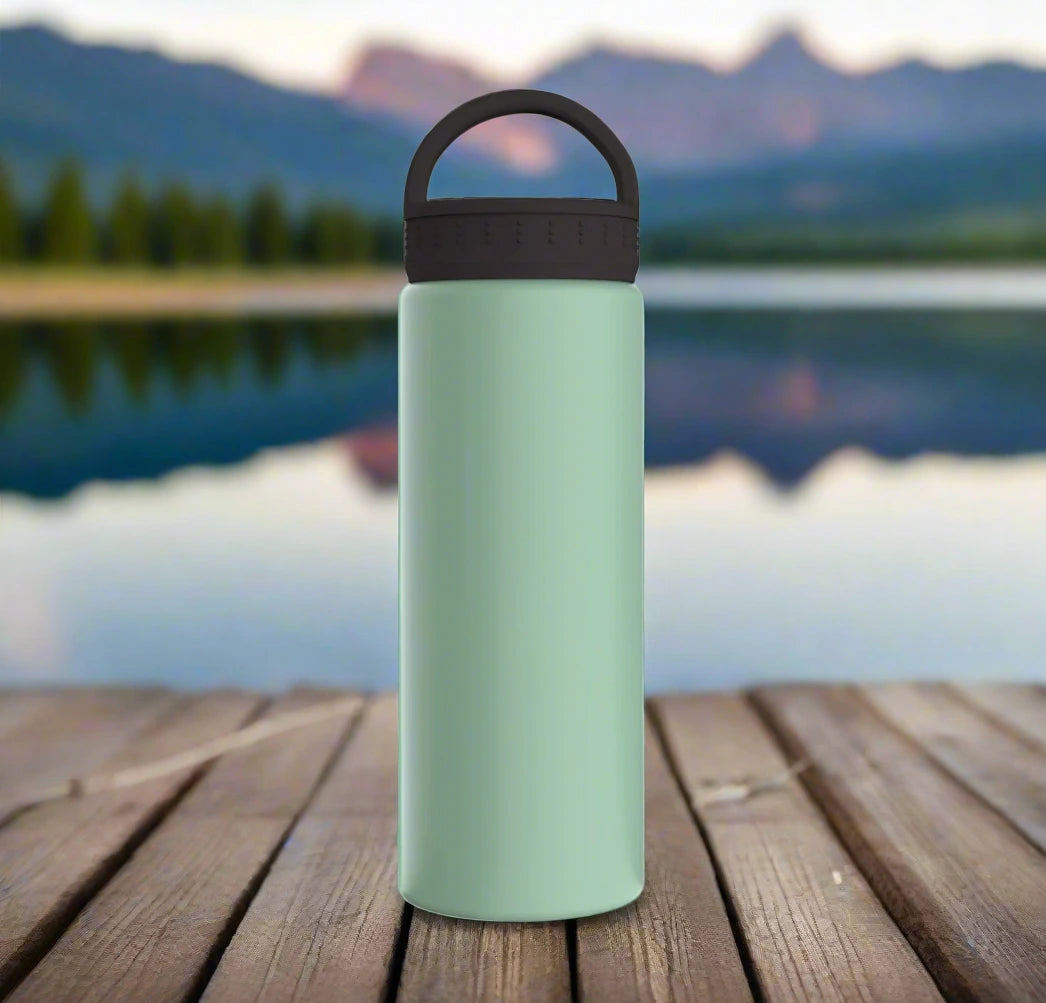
[0,24,504,212]
[4,22,1046,228]
[345,31,1046,173]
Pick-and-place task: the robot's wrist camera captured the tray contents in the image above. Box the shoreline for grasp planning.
[3,264,1046,317]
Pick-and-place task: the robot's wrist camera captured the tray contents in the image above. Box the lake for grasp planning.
[1,306,1045,690]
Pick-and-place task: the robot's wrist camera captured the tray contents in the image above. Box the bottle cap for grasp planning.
[403,90,639,283]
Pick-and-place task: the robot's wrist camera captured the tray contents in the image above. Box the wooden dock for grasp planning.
[0,684,1043,1002]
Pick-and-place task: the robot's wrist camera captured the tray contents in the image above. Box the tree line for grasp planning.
[0,159,402,267]
[5,158,1043,269]
[0,317,393,418]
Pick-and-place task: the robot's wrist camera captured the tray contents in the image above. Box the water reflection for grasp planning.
[2,311,1046,498]
[2,441,1044,689]
[0,316,395,498]
[0,317,382,414]
[2,309,1045,689]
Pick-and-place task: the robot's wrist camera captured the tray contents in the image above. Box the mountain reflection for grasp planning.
[1,310,1045,498]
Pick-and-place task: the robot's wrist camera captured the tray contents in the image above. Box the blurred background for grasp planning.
[1,0,1044,690]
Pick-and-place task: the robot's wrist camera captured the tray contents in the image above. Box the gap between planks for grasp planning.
[861,683,1046,856]
[5,690,364,1003]
[753,684,1046,1003]
[651,692,944,1003]
[199,693,402,1003]
[5,686,1044,1003]
[0,690,268,997]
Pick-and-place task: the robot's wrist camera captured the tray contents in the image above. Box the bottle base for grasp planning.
[399,878,644,923]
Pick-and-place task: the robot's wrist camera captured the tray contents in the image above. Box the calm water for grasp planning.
[1,310,1045,690]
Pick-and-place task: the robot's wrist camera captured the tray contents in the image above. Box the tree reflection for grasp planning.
[248,320,292,384]
[304,317,372,364]
[0,315,384,419]
[2,310,1046,501]
[0,325,24,416]
[157,321,207,397]
[45,322,98,412]
[201,320,245,384]
[108,323,153,403]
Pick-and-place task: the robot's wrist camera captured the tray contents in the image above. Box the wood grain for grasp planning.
[395,708,574,1002]
[953,683,1046,753]
[0,690,261,993]
[653,692,942,1003]
[398,913,571,1003]
[574,717,754,1003]
[0,688,172,815]
[754,684,1046,1003]
[8,690,362,1003]
[0,691,60,739]
[864,683,1046,853]
[201,693,402,1003]
[6,685,1046,1001]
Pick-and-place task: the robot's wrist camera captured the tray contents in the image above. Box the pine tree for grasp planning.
[300,203,338,264]
[246,184,291,266]
[300,203,375,265]
[151,183,198,266]
[42,159,96,264]
[334,205,374,263]
[107,173,150,264]
[0,161,23,262]
[197,196,243,265]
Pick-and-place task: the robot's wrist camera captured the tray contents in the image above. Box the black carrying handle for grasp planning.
[403,89,639,217]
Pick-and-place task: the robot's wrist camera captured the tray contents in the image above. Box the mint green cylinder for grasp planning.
[398,278,645,921]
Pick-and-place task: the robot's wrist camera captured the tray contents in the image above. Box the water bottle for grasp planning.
[398,90,644,921]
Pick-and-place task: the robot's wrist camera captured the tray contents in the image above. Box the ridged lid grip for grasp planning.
[403,90,640,283]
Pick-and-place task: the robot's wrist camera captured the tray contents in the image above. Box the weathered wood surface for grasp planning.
[399,913,571,1003]
[1,683,1044,1003]
[0,691,261,993]
[754,685,1046,1003]
[0,688,173,816]
[953,682,1046,753]
[202,693,401,1003]
[8,690,362,1003]
[863,682,1046,854]
[653,693,943,1003]
[574,718,752,1003]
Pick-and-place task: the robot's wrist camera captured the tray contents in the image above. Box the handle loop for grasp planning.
[403,89,639,216]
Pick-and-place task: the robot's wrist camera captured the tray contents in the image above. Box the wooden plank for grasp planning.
[398,914,571,1003]
[653,693,943,1003]
[864,683,1046,854]
[8,690,363,1003]
[574,717,754,1003]
[0,691,58,738]
[0,690,261,994]
[0,688,173,813]
[953,683,1046,753]
[200,694,402,1003]
[754,685,1046,1003]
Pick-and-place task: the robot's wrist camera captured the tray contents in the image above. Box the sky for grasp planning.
[1,0,1044,90]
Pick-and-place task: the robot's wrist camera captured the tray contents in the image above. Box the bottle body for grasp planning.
[398,278,644,921]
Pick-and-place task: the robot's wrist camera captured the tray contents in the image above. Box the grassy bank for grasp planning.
[0,266,405,318]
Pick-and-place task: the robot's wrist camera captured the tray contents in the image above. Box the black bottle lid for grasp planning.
[403,90,639,283]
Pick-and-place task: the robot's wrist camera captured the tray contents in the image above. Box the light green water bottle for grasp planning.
[398,90,644,921]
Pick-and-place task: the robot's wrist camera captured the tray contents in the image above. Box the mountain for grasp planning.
[638,132,1046,229]
[0,24,505,208]
[345,28,1046,172]
[538,30,1046,169]
[5,22,1046,230]
[343,45,556,172]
